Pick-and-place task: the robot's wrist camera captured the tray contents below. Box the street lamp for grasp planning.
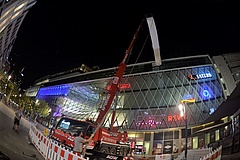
[178,103,188,160]
[178,98,195,160]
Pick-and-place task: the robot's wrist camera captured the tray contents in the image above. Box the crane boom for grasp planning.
[50,18,160,159]
[95,19,144,130]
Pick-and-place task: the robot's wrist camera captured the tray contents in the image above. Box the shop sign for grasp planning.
[107,83,130,90]
[188,73,212,80]
[168,114,183,121]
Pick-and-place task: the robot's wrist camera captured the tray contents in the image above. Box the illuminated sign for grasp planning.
[203,89,211,98]
[168,115,184,121]
[135,115,186,125]
[107,83,130,90]
[182,94,195,103]
[188,73,212,80]
[188,75,197,80]
[200,87,213,100]
[209,108,215,115]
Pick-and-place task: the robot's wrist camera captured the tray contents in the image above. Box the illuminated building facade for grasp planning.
[27,53,240,155]
[0,0,37,71]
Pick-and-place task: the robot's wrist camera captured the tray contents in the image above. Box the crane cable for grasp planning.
[129,32,150,74]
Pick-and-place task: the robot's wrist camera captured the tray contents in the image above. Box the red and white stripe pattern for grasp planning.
[28,124,86,160]
[200,145,222,160]
[29,125,48,158]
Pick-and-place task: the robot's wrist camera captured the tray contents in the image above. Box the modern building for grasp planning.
[0,0,37,71]
[26,52,240,155]
[212,53,240,96]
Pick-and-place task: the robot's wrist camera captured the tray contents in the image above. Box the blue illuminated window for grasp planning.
[37,84,71,96]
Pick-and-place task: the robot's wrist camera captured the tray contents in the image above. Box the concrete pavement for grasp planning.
[0,111,44,160]
[221,151,240,160]
[1,102,240,160]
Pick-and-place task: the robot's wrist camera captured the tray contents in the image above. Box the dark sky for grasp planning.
[10,1,240,89]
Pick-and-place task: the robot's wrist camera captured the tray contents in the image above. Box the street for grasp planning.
[0,111,43,160]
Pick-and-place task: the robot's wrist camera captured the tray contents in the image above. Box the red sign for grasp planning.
[168,114,184,121]
[107,83,130,90]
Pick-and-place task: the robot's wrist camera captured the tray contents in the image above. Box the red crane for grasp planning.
[51,19,145,159]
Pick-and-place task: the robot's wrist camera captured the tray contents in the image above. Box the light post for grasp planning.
[178,98,195,160]
[178,103,188,160]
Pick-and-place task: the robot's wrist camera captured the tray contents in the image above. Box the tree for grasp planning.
[34,99,50,117]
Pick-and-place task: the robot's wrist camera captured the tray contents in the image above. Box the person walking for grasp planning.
[13,107,23,133]
[73,132,94,156]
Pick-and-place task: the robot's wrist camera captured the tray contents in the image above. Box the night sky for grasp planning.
[9,1,240,89]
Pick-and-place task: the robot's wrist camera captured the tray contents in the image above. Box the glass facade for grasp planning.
[36,55,226,155]
[37,55,224,130]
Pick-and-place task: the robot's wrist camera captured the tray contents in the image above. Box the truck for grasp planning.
[50,19,145,159]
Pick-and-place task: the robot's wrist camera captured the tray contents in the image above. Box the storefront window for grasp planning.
[193,136,198,149]
[174,130,179,139]
[205,133,210,145]
[164,131,173,139]
[144,142,150,154]
[154,132,163,140]
[153,140,163,155]
[198,134,204,148]
[172,139,179,154]
[163,140,173,154]
[210,131,215,143]
[215,130,220,141]
[145,133,151,141]
[127,132,145,155]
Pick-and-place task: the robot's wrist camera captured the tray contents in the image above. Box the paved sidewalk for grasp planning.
[0,111,44,160]
[221,152,240,160]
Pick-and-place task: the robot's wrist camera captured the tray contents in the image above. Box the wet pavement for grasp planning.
[0,111,44,160]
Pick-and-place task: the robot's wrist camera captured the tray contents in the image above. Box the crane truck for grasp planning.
[51,19,144,160]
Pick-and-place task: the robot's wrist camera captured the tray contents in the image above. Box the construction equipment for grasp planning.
[51,19,145,159]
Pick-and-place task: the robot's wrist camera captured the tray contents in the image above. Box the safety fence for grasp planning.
[174,145,222,160]
[28,124,86,160]
[199,145,222,160]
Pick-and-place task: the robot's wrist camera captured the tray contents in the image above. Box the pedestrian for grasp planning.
[13,107,23,133]
[73,132,94,156]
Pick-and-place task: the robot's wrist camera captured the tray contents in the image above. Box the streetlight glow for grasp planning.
[178,103,185,117]
[178,103,184,111]
[180,110,184,117]
[7,75,11,80]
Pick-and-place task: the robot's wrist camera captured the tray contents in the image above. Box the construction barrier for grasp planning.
[28,124,86,160]
[155,154,171,160]
[174,146,222,160]
[200,145,222,160]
